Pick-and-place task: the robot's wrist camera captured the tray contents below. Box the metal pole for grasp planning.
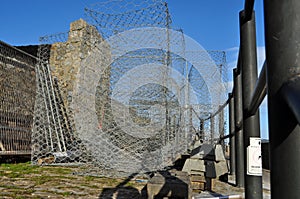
[233,68,244,187]
[240,11,263,199]
[244,0,255,21]
[210,116,214,144]
[281,77,300,125]
[218,105,225,149]
[248,62,267,116]
[240,10,262,199]
[229,93,236,175]
[264,0,300,198]
[189,106,193,134]
[200,119,204,141]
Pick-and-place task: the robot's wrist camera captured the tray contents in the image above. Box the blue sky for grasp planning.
[0,0,268,139]
[0,0,265,48]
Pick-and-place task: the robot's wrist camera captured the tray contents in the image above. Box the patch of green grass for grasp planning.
[80,183,99,189]
[0,162,144,198]
[0,184,35,198]
[52,175,77,180]
[31,175,53,185]
[1,184,19,189]
[15,196,26,199]
[62,191,72,196]
[0,162,39,178]
[84,175,96,181]
[1,161,34,171]
[104,178,121,187]
[0,162,74,180]
[14,188,35,196]
[46,166,72,175]
[126,181,137,187]
[30,174,76,186]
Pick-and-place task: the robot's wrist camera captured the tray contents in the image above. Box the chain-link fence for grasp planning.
[0,41,36,155]
[32,0,229,176]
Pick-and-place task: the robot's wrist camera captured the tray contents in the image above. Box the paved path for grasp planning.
[192,169,270,199]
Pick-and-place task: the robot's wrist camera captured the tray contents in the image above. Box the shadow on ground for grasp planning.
[98,156,190,199]
[98,173,146,199]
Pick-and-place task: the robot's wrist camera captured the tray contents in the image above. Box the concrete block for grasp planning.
[182,158,206,175]
[215,160,229,178]
[191,181,206,191]
[190,175,206,191]
[215,144,226,161]
[204,159,228,179]
[190,175,206,182]
[147,172,191,199]
[191,144,214,159]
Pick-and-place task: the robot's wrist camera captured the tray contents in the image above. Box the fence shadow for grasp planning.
[98,172,147,199]
[98,167,190,199]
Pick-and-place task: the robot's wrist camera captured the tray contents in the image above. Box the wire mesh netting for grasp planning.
[32,0,229,176]
[0,41,36,155]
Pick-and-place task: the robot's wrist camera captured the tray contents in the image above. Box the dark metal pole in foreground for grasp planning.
[233,68,244,187]
[229,93,236,175]
[281,76,300,125]
[240,10,262,199]
[264,0,300,198]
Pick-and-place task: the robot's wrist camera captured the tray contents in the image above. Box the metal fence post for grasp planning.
[218,105,225,149]
[210,116,215,144]
[200,119,204,140]
[239,10,262,199]
[233,68,244,187]
[264,0,300,198]
[229,93,236,175]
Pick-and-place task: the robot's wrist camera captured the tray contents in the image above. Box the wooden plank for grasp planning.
[0,141,6,151]
[0,150,31,155]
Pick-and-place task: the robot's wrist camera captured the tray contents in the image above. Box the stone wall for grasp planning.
[49,19,111,119]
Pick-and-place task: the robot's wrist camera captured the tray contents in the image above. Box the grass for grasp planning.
[62,191,72,196]
[0,162,74,180]
[0,162,147,198]
[0,162,39,178]
[84,175,96,181]
[30,175,53,185]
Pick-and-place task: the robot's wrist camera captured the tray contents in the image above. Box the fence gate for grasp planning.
[0,41,36,155]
